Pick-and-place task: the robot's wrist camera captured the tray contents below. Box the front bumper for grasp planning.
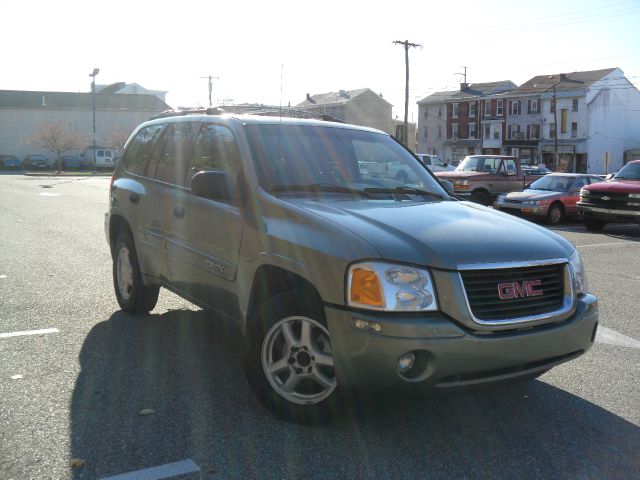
[578,203,640,224]
[494,198,548,218]
[326,294,598,392]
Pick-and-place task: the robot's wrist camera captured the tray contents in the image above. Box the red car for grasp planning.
[494,173,603,224]
[577,160,640,231]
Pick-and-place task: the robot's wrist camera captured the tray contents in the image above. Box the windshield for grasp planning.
[244,124,445,196]
[529,175,573,192]
[455,156,503,173]
[613,162,640,181]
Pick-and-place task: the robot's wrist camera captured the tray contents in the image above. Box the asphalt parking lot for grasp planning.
[0,174,638,479]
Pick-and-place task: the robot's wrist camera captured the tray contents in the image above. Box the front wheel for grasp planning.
[546,203,564,225]
[244,291,340,424]
[113,232,159,314]
[470,190,491,205]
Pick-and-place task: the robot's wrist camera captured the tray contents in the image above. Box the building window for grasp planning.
[497,100,503,117]
[396,124,406,143]
[531,124,540,139]
[550,101,555,113]
[484,101,491,117]
[549,123,556,138]
[438,106,442,117]
[452,103,459,119]
[451,123,459,138]
[438,125,442,138]
[529,99,538,114]
[484,124,490,139]
[572,98,579,112]
[561,109,568,133]
[571,122,578,138]
[423,108,428,118]
[510,101,521,115]
[469,123,477,138]
[424,126,428,138]
[494,128,500,140]
[469,102,477,117]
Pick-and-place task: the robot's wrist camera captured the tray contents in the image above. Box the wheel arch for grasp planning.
[245,265,325,332]
[108,214,134,257]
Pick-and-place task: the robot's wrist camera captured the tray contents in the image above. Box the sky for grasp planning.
[3,0,640,121]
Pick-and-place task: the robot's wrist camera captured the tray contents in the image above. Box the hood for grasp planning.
[505,189,563,201]
[584,180,640,194]
[285,197,573,270]
[434,170,487,180]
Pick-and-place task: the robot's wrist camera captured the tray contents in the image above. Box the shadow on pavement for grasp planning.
[70,309,640,479]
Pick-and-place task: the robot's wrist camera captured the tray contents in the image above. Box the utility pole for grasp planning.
[200,75,219,107]
[455,66,468,85]
[393,40,421,147]
[553,84,558,171]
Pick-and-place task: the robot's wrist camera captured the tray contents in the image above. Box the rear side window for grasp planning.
[122,124,165,176]
[185,124,242,190]
[152,122,196,186]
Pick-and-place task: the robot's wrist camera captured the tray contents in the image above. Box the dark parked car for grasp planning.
[494,173,603,224]
[0,154,21,170]
[60,155,81,170]
[23,154,49,170]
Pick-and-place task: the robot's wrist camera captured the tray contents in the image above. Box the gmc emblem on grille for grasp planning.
[498,279,544,300]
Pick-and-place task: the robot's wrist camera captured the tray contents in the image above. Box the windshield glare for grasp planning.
[529,175,573,192]
[244,124,445,196]
[613,162,640,180]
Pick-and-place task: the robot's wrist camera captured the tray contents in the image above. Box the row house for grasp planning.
[417,68,640,172]
[417,81,516,163]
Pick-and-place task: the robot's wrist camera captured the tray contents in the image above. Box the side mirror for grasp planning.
[191,170,235,202]
[443,162,448,167]
[605,173,614,180]
[440,179,455,196]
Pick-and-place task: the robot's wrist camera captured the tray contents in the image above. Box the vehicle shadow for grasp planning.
[70,309,640,479]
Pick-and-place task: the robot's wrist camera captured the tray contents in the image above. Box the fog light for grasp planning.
[353,318,382,333]
[398,352,416,373]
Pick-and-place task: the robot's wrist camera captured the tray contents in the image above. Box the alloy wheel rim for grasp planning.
[116,246,134,300]
[550,206,562,223]
[261,316,336,405]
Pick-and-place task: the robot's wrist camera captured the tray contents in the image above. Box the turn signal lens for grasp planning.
[350,268,384,308]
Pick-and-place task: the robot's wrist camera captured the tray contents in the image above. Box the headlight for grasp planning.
[347,262,438,312]
[579,188,589,197]
[569,250,588,295]
[629,193,640,199]
[453,179,469,186]
[523,200,539,206]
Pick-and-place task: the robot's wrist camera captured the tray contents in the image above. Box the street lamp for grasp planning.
[89,68,100,172]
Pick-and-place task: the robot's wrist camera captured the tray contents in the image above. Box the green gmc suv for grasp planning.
[105,110,598,423]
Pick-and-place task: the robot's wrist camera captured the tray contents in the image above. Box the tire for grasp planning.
[545,203,564,225]
[244,290,341,424]
[113,232,159,314]
[470,190,490,205]
[583,218,606,232]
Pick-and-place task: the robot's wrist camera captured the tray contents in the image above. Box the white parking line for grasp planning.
[576,241,638,248]
[0,328,59,339]
[596,326,640,349]
[100,459,200,480]
[39,192,61,197]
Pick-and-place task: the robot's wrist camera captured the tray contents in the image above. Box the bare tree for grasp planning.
[104,126,133,153]
[25,121,86,173]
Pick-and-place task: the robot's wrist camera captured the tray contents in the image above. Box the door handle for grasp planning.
[174,207,185,219]
[129,193,140,204]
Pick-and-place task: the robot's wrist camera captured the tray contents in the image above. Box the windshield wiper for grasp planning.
[363,186,444,199]
[269,183,367,196]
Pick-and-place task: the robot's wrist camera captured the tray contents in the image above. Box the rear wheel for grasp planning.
[244,291,340,424]
[113,232,159,314]
[583,218,606,232]
[470,190,491,205]
[545,203,564,225]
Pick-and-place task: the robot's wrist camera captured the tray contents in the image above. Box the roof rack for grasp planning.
[149,106,225,120]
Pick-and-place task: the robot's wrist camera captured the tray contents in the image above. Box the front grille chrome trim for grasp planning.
[458,259,575,326]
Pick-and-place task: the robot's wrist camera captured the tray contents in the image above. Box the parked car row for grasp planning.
[0,150,118,171]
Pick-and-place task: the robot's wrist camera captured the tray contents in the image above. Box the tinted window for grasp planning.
[152,122,196,186]
[570,177,588,190]
[185,124,242,190]
[122,124,165,176]
[501,159,517,173]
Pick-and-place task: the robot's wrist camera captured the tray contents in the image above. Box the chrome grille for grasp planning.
[460,263,566,321]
